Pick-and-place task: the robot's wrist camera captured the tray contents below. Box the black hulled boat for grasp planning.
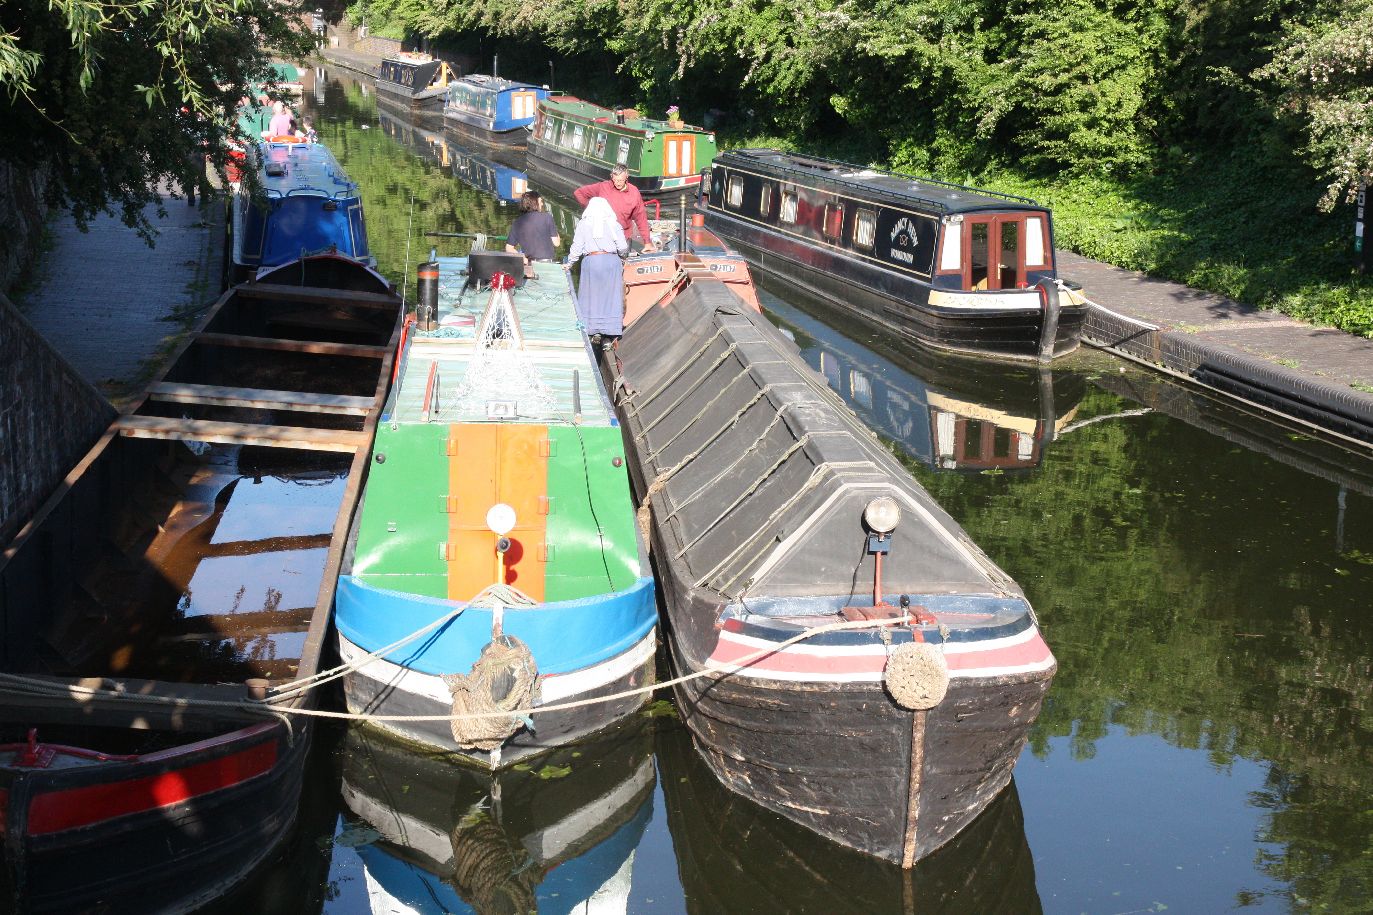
[703,149,1088,361]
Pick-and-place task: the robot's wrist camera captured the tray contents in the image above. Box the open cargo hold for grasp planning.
[0,254,401,913]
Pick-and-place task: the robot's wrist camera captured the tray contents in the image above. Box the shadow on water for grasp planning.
[182,63,1373,913]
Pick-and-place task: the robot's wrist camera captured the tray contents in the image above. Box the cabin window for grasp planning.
[594,132,608,157]
[541,116,557,141]
[726,175,745,208]
[559,121,574,147]
[823,204,844,240]
[853,209,876,249]
[511,92,536,120]
[780,191,798,224]
[617,138,631,164]
[939,224,962,271]
[969,222,990,289]
[572,124,586,150]
[999,221,1021,288]
[760,184,773,216]
[1026,216,1046,266]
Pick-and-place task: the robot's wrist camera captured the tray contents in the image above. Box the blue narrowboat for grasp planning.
[444,75,549,146]
[227,139,373,287]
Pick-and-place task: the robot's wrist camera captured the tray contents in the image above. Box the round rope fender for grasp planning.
[441,636,540,750]
[884,641,949,710]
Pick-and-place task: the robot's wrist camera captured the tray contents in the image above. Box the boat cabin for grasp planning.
[444,75,549,138]
[528,96,717,196]
[377,53,455,97]
[708,150,1057,294]
[230,140,371,283]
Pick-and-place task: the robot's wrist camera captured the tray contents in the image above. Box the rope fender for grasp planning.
[884,641,949,710]
[442,635,540,750]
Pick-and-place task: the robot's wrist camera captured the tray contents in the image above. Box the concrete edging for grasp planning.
[1084,301,1373,447]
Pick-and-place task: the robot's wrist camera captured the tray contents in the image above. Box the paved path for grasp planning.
[18,184,223,402]
[320,46,381,78]
[1058,250,1373,446]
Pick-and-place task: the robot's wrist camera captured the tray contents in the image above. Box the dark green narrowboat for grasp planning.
[527,96,716,198]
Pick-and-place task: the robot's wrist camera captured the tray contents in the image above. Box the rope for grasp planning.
[0,614,919,725]
[442,635,539,750]
[449,811,541,912]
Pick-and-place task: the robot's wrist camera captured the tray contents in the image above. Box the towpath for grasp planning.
[1060,251,1373,446]
[16,183,223,405]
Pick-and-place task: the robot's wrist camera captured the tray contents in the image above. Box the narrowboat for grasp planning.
[764,283,1085,473]
[622,215,761,322]
[0,253,402,913]
[657,724,1043,911]
[605,268,1056,865]
[527,96,716,198]
[340,719,654,913]
[703,148,1088,361]
[334,252,656,768]
[375,52,457,111]
[444,75,549,147]
[227,139,373,287]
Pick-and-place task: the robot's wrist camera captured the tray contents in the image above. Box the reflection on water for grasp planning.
[226,65,1373,913]
[335,722,656,914]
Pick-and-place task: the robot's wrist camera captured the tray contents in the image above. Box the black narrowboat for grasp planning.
[374,53,457,111]
[703,149,1088,361]
[605,270,1056,865]
[0,254,401,913]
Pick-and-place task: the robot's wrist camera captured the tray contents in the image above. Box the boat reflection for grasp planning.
[339,720,655,914]
[763,284,1085,473]
[657,723,1042,913]
[375,106,532,205]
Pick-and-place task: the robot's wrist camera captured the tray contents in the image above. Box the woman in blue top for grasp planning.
[504,191,561,271]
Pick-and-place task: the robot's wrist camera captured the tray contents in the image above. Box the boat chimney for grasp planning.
[417,260,440,330]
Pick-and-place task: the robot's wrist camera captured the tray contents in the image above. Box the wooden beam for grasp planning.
[115,415,366,452]
[194,332,388,358]
[148,382,374,415]
[237,283,401,311]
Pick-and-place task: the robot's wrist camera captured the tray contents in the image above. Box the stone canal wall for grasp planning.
[0,291,115,547]
[0,160,51,295]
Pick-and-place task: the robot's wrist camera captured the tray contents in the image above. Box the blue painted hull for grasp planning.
[334,576,658,765]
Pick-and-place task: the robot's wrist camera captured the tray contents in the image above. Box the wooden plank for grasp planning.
[194,332,388,358]
[148,382,374,415]
[237,282,401,311]
[115,415,365,452]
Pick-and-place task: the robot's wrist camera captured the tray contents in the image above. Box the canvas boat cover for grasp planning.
[613,279,1023,603]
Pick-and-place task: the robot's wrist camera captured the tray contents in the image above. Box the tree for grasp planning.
[0,0,313,240]
[1259,0,1373,209]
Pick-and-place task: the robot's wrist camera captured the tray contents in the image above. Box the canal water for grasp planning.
[214,68,1373,913]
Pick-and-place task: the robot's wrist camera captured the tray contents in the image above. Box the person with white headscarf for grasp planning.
[565,196,629,342]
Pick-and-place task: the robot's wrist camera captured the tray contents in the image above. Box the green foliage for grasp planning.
[0,0,312,241]
[1258,0,1373,209]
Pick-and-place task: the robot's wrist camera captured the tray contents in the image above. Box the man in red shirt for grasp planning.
[573,164,658,253]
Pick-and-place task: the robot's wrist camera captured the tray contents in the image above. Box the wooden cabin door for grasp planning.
[964,216,1026,290]
[664,135,695,177]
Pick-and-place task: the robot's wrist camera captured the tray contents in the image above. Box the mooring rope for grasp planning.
[0,614,915,724]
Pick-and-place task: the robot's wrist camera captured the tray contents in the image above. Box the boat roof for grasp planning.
[389,259,613,426]
[456,74,545,93]
[255,140,360,199]
[719,148,1042,215]
[541,96,711,136]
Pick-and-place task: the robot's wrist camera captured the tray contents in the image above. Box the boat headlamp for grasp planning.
[486,503,516,536]
[863,496,901,535]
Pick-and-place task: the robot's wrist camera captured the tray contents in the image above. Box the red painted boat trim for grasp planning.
[707,630,1054,677]
[26,740,278,835]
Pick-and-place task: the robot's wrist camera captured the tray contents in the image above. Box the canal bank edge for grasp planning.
[1062,250,1373,449]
